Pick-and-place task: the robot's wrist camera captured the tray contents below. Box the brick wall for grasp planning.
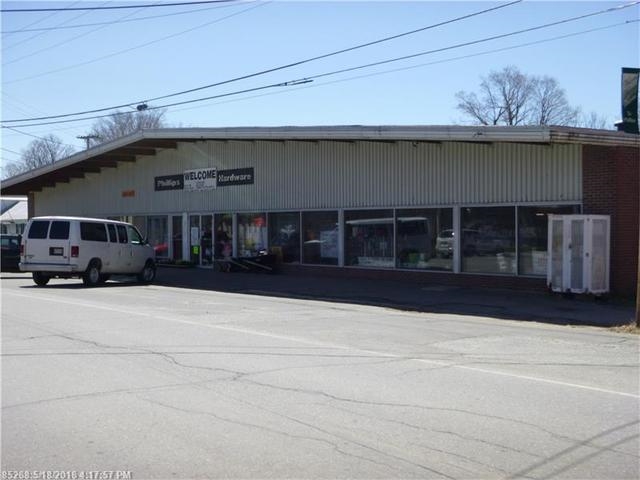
[583,145,639,298]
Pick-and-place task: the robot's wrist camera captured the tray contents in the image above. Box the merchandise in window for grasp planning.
[268,212,300,263]
[302,211,339,265]
[345,210,394,267]
[518,205,580,276]
[237,213,267,257]
[397,208,453,271]
[147,216,169,258]
[461,207,516,274]
[214,214,233,259]
[201,215,213,265]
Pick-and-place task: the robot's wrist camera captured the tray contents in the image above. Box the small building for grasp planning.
[0,196,28,234]
[1,125,638,297]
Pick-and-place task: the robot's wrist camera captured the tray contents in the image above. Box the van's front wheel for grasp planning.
[83,261,101,287]
[32,272,50,286]
[138,260,156,284]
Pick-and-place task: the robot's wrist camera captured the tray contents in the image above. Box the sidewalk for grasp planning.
[156,266,635,328]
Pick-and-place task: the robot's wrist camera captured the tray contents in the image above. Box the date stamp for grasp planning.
[2,472,131,480]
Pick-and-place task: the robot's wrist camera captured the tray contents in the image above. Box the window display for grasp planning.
[237,213,267,257]
[268,212,300,263]
[201,215,213,265]
[214,214,233,260]
[302,211,338,265]
[345,210,394,267]
[147,216,168,259]
[397,208,453,271]
[518,205,579,276]
[462,207,516,274]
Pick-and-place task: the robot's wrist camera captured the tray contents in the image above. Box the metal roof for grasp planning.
[1,125,638,196]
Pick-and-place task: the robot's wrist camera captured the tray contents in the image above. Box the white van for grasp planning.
[20,216,156,287]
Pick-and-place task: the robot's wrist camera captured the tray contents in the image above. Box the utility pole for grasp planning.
[76,134,101,150]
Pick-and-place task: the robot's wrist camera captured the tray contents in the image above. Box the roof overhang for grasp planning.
[2,125,638,196]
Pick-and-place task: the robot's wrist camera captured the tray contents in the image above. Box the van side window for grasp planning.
[127,225,143,245]
[116,225,128,244]
[27,220,50,239]
[49,221,70,240]
[107,224,117,243]
[80,222,108,242]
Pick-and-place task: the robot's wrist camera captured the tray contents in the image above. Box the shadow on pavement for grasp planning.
[154,267,634,329]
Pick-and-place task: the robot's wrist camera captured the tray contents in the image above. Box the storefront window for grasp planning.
[302,211,338,265]
[462,207,516,274]
[214,214,233,260]
[172,215,183,261]
[147,216,168,259]
[345,210,394,267]
[518,205,580,276]
[268,212,300,263]
[237,212,267,257]
[132,216,146,239]
[201,215,213,266]
[189,215,200,264]
[397,208,453,271]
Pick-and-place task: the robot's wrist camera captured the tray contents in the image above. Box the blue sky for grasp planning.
[1,1,638,172]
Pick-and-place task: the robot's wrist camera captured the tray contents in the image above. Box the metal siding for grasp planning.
[33,140,582,217]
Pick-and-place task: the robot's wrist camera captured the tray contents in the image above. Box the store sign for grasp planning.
[217,168,254,187]
[154,174,184,191]
[184,168,217,191]
[154,167,254,192]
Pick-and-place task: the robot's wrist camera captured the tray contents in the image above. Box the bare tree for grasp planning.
[86,109,167,147]
[531,76,579,126]
[578,111,611,130]
[2,134,75,178]
[456,66,580,127]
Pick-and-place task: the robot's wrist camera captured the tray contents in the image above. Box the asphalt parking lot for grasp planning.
[2,270,638,479]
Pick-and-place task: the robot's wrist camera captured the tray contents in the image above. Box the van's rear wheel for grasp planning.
[137,260,156,284]
[83,261,101,287]
[32,272,50,286]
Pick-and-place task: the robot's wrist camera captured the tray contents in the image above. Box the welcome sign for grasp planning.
[183,168,217,191]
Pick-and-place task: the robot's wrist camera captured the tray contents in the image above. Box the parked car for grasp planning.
[1,233,21,272]
[20,216,156,287]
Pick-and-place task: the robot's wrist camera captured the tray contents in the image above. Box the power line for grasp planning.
[4,2,163,66]
[2,1,109,51]
[1,147,22,156]
[3,2,637,129]
[2,0,522,121]
[2,3,237,35]
[1,0,240,13]
[4,16,637,130]
[2,1,269,83]
[168,20,638,116]
[3,126,78,149]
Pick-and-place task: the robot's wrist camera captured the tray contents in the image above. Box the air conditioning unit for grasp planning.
[547,215,610,295]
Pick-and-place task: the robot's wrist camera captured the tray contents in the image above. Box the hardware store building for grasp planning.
[2,126,638,297]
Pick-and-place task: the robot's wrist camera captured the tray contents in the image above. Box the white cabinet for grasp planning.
[547,215,610,295]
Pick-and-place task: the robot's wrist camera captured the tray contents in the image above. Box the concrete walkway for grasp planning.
[156,266,634,328]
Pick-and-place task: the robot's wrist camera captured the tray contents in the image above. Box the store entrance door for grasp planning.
[189,214,213,266]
